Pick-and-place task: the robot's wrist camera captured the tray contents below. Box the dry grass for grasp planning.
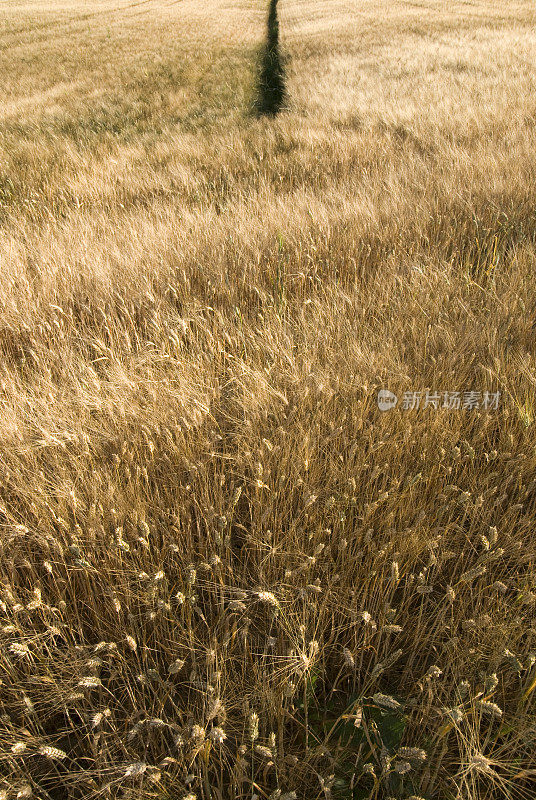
[1,1,536,798]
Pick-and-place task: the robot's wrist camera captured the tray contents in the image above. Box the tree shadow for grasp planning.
[255,0,286,116]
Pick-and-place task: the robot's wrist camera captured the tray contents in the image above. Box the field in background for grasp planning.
[1,1,536,798]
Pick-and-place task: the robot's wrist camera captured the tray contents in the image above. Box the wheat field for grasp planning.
[1,1,536,798]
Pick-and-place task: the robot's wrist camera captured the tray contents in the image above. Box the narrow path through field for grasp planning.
[256,0,286,115]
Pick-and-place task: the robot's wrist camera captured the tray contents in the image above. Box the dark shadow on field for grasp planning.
[255,0,286,116]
